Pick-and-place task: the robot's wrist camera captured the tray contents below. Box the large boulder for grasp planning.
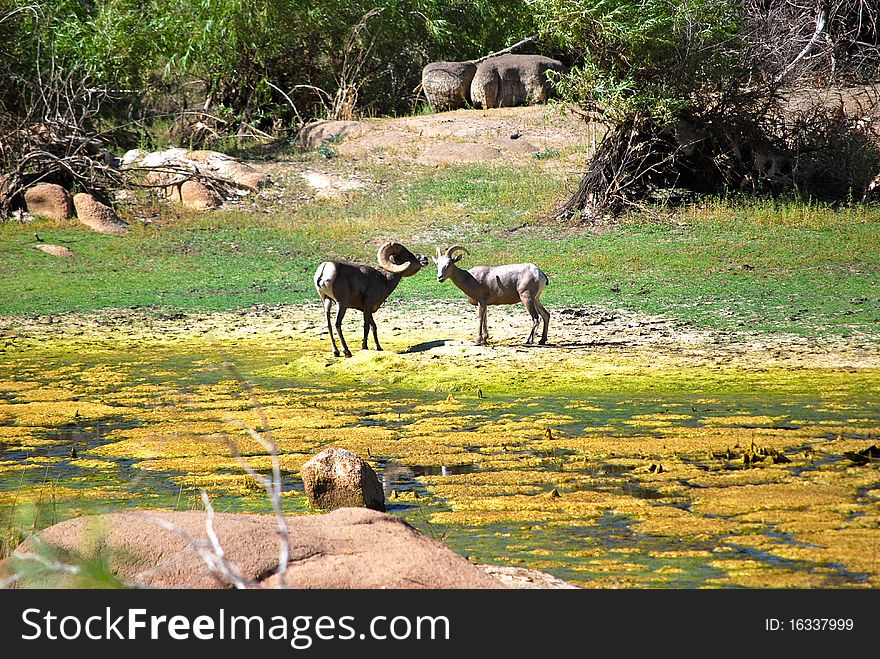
[1,508,508,589]
[72,193,129,235]
[421,60,478,111]
[188,150,271,190]
[301,447,385,512]
[470,54,564,109]
[24,183,74,220]
[121,148,271,199]
[176,180,220,210]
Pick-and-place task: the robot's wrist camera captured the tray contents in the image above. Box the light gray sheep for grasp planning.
[434,245,550,345]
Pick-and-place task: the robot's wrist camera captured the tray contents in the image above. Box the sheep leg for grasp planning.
[361,310,371,350]
[322,296,341,357]
[536,300,550,345]
[475,302,489,345]
[370,317,382,351]
[334,305,353,357]
[522,294,540,344]
[360,309,383,351]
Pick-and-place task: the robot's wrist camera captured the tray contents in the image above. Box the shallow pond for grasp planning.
[1,304,879,587]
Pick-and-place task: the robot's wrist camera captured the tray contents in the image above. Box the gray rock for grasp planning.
[421,60,478,111]
[301,447,385,512]
[470,54,564,109]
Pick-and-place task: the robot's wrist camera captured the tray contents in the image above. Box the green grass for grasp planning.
[2,159,879,336]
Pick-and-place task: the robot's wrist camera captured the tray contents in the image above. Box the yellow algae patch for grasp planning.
[691,481,854,516]
[704,562,831,588]
[268,410,365,430]
[0,485,126,507]
[0,401,128,426]
[0,460,35,474]
[76,365,132,389]
[296,425,397,444]
[67,458,116,471]
[377,448,474,466]
[90,431,242,459]
[704,415,789,427]
[648,549,715,559]
[9,386,79,402]
[3,305,880,587]
[633,507,741,537]
[770,529,880,583]
[0,426,36,443]
[685,469,800,489]
[428,489,652,526]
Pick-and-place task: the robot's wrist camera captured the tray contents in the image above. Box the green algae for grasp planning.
[1,310,879,588]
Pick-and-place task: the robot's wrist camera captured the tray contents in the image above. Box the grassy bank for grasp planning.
[1,158,879,336]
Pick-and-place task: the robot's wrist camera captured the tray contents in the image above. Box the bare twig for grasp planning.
[224,364,290,588]
[474,34,539,63]
[775,8,829,85]
[149,504,256,590]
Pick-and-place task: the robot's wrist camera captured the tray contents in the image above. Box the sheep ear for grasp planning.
[435,246,443,259]
[431,256,438,264]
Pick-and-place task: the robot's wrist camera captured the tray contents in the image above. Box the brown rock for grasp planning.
[478,564,580,589]
[72,193,128,235]
[34,244,75,258]
[213,160,271,190]
[2,508,506,589]
[24,183,74,220]
[301,447,385,512]
[177,180,220,210]
[298,120,368,149]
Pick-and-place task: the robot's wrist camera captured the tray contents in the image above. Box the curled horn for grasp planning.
[377,242,412,273]
[445,245,469,260]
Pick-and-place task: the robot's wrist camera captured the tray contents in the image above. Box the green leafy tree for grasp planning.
[530,0,880,216]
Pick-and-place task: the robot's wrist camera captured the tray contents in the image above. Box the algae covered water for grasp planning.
[1,304,879,587]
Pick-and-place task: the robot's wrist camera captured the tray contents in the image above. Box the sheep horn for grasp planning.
[377,242,412,273]
[445,245,469,259]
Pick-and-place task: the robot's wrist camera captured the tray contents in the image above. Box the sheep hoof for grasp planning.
[333,350,340,357]
[343,350,352,358]
[539,338,547,345]
[375,346,383,352]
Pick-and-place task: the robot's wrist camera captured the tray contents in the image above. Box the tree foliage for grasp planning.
[2,0,536,136]
[530,0,741,124]
[529,0,880,218]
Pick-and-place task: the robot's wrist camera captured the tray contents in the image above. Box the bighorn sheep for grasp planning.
[434,245,550,345]
[314,242,429,357]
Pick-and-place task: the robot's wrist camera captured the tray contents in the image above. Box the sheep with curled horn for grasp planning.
[314,242,429,357]
[434,245,550,346]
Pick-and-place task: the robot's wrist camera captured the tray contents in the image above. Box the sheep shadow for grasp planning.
[400,339,454,353]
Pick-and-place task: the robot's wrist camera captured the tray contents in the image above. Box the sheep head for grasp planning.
[377,242,429,277]
[434,245,469,282]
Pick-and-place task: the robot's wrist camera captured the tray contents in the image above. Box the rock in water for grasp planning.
[301,447,385,512]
